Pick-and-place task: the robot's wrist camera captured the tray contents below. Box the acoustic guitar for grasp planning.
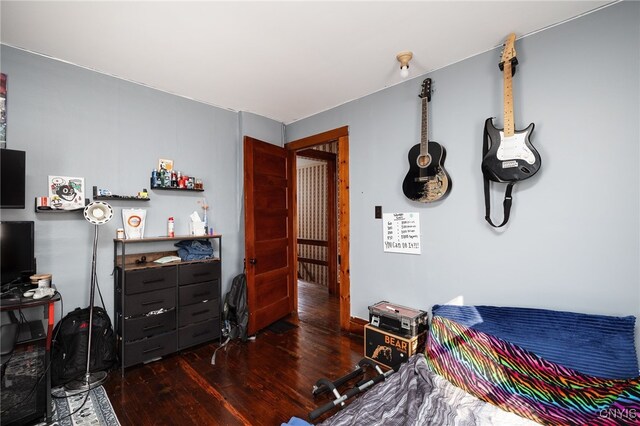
[402,78,451,202]
[482,33,541,182]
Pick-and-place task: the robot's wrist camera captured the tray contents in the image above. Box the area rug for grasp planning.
[267,319,298,334]
[50,385,120,426]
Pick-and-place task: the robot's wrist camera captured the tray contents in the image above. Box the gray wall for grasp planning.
[287,2,640,356]
[2,2,638,360]
[0,45,282,321]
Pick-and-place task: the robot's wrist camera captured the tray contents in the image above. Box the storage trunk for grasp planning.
[364,324,426,369]
[368,301,428,337]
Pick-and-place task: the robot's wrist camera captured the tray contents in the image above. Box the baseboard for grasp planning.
[348,316,368,336]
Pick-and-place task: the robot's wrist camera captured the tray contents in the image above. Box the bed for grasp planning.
[292,305,640,425]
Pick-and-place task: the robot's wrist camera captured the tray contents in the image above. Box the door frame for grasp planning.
[286,126,351,332]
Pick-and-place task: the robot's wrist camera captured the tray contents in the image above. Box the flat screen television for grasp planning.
[0,148,26,209]
[0,221,35,286]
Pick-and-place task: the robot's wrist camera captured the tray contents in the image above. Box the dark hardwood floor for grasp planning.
[104,281,363,425]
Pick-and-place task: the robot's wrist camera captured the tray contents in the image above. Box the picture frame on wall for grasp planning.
[158,158,173,171]
[48,176,85,210]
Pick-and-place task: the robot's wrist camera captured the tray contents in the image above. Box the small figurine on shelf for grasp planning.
[197,197,209,234]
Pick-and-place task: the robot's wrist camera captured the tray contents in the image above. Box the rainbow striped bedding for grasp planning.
[426,315,640,425]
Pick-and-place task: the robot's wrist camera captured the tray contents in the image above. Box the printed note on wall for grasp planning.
[382,212,421,254]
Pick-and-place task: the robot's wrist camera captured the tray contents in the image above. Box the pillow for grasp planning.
[432,304,638,379]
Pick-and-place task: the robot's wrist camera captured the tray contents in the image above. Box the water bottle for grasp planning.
[167,217,175,237]
[151,169,159,188]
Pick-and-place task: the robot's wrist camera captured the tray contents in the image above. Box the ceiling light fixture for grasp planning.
[396,51,413,78]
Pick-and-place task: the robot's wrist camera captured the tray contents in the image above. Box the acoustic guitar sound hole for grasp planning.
[417,154,432,168]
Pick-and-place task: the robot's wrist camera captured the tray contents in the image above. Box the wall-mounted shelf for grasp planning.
[94,196,150,201]
[150,185,204,192]
[93,186,150,201]
[113,234,221,244]
[35,198,89,213]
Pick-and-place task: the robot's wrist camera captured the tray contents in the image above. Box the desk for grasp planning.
[0,292,60,426]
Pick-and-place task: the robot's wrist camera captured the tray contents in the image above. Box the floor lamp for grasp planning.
[66,201,113,392]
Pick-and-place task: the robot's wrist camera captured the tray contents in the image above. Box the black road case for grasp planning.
[368,301,428,338]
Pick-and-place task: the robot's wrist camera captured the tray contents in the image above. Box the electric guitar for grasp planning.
[402,78,451,202]
[482,33,541,182]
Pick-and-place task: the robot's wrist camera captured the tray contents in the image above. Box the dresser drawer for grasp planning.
[123,310,176,342]
[179,281,219,307]
[124,287,176,317]
[123,266,177,295]
[178,319,219,350]
[124,331,177,367]
[178,300,219,327]
[179,262,220,285]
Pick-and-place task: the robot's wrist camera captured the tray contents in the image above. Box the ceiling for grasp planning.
[1,1,611,124]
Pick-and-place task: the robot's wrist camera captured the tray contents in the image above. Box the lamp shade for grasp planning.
[83,201,113,225]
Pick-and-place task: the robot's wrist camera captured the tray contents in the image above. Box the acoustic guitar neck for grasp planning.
[420,96,429,156]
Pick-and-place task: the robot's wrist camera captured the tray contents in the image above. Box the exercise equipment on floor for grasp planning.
[309,358,398,421]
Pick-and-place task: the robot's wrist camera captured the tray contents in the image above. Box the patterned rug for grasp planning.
[49,385,120,426]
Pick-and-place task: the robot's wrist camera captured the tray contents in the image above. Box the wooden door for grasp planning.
[244,136,295,335]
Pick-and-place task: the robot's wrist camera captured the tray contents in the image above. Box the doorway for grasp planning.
[286,126,350,332]
[296,146,338,330]
[243,127,350,335]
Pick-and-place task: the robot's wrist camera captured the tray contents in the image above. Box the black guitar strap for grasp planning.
[483,124,515,228]
[483,178,514,228]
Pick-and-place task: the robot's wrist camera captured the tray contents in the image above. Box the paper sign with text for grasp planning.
[382,212,421,254]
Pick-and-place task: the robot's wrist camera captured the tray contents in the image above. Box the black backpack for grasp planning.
[222,273,248,342]
[51,306,117,387]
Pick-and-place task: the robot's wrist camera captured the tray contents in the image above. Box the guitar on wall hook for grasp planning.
[481,33,541,228]
[402,78,451,203]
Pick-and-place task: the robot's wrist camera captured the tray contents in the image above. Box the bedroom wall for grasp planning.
[285,2,640,360]
[0,45,282,321]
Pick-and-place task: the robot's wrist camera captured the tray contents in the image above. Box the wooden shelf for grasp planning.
[113,234,221,243]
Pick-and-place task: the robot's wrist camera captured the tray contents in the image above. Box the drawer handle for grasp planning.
[142,346,163,354]
[192,309,209,316]
[192,272,211,277]
[141,300,164,306]
[193,330,210,338]
[143,324,164,331]
[193,292,210,298]
[143,278,165,285]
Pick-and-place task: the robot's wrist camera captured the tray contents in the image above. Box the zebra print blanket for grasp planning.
[319,354,537,426]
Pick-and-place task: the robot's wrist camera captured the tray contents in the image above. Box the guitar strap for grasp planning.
[483,124,515,228]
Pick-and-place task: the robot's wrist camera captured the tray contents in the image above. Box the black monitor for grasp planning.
[0,221,35,286]
[0,148,26,209]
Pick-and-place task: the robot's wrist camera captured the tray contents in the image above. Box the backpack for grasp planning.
[222,273,248,342]
[51,306,117,387]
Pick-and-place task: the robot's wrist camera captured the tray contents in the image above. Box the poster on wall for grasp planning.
[48,176,85,210]
[382,212,421,254]
[1,73,6,143]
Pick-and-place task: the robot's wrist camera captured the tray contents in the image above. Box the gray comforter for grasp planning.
[319,355,539,426]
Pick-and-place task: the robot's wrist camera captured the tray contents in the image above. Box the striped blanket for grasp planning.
[426,315,640,425]
[319,354,537,426]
